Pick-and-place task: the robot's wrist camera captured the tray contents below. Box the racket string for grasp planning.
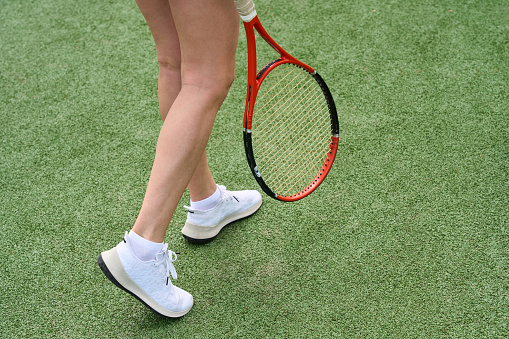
[255,66,329,193]
[251,63,331,196]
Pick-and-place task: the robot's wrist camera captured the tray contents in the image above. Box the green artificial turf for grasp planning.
[1,0,507,337]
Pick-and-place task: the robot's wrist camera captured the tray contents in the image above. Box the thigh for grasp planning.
[135,0,181,68]
[168,0,239,88]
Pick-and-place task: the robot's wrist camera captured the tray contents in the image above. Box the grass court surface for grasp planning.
[1,0,507,337]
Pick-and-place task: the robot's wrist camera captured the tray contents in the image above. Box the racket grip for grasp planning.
[234,0,257,22]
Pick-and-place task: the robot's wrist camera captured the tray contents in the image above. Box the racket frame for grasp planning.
[241,15,339,202]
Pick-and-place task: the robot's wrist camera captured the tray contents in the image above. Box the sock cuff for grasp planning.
[190,185,221,211]
[128,230,164,261]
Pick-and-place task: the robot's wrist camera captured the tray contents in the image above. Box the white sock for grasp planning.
[128,230,164,261]
[190,185,221,211]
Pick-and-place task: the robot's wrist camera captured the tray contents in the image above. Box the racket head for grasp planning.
[244,59,339,201]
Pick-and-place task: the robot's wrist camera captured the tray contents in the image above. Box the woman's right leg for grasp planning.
[131,0,240,243]
[135,0,261,246]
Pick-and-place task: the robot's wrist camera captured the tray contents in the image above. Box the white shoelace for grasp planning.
[155,243,178,285]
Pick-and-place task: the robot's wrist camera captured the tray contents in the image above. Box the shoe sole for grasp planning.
[181,199,263,244]
[97,248,193,318]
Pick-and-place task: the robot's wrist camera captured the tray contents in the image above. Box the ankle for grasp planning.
[128,230,164,261]
[190,185,221,211]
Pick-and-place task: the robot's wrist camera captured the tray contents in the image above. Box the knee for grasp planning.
[209,71,235,105]
[157,54,181,75]
[183,66,235,103]
[214,69,235,99]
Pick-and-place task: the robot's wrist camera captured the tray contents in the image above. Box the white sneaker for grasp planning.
[181,185,262,244]
[97,232,194,317]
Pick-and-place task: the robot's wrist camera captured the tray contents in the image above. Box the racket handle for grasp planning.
[234,0,257,22]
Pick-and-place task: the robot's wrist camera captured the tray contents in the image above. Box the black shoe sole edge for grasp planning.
[182,234,217,244]
[97,254,187,318]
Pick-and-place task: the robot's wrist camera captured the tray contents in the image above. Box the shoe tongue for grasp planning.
[155,243,169,260]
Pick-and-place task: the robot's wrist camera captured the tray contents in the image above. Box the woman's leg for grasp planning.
[135,0,181,119]
[131,0,240,243]
[136,0,218,205]
[98,0,245,318]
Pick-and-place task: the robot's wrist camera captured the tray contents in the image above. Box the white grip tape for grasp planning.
[234,0,257,21]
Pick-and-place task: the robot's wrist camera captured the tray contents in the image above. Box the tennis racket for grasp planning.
[234,0,339,202]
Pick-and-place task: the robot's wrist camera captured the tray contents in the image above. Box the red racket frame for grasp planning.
[241,16,339,201]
